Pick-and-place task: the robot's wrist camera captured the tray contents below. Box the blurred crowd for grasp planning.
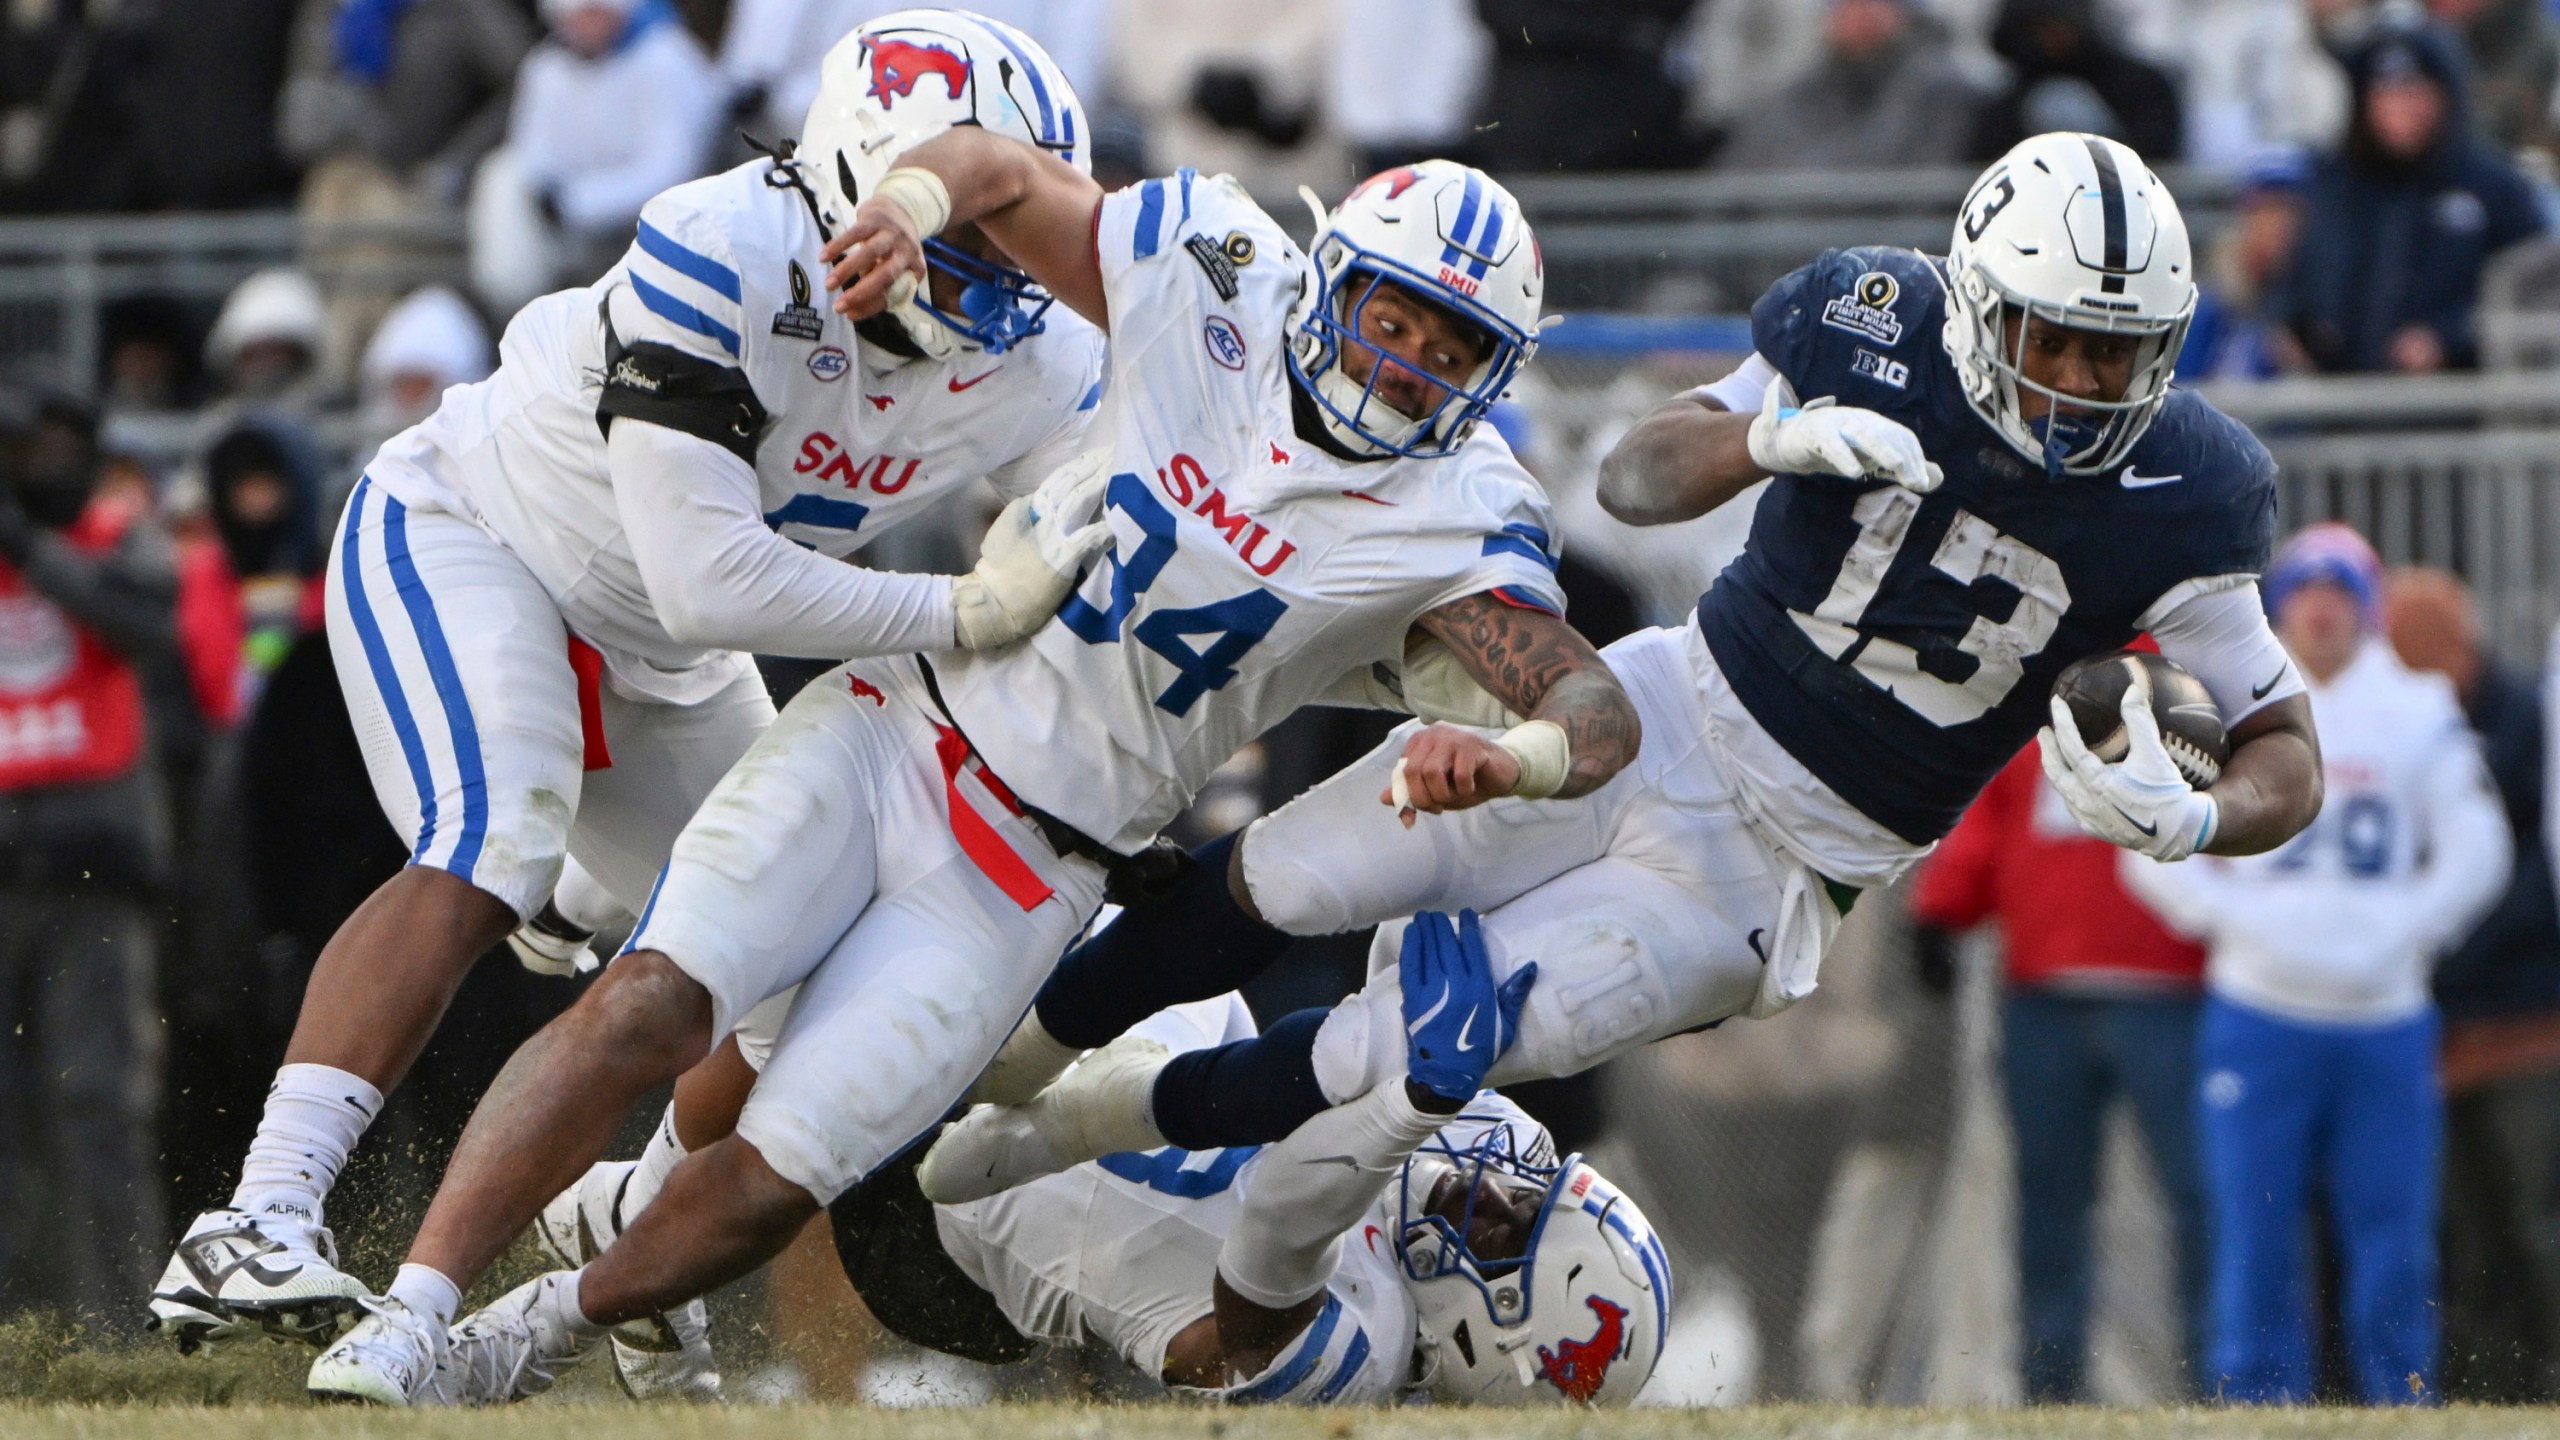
[11,1,2560,378]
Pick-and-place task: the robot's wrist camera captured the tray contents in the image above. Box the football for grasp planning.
[2051,650,2231,789]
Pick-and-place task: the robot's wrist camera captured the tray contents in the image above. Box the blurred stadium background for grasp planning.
[11,0,2560,1415]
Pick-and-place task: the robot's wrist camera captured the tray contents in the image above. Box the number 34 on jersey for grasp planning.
[1059,453,1297,718]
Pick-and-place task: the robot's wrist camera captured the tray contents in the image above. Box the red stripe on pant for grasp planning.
[933,722,1054,912]
[567,635,613,771]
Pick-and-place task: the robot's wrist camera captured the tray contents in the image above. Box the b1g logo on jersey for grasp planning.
[794,431,919,493]
[1822,272,1904,346]
[1851,347,1909,389]
[1203,316,1247,371]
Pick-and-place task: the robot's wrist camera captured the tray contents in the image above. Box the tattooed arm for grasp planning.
[1382,594,1641,819]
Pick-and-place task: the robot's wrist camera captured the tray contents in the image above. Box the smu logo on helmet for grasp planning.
[863,36,969,108]
[1350,167,1422,202]
[1536,1296,1631,1403]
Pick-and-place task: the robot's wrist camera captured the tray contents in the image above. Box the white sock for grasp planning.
[230,1063,383,1225]
[551,862,627,936]
[388,1264,463,1330]
[544,1267,607,1339]
[626,1107,688,1220]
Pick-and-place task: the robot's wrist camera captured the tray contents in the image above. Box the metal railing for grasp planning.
[2264,428,2560,665]
[1505,164,2240,310]
[0,211,466,395]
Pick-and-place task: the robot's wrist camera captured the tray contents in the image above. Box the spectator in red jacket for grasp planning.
[1911,737,2210,1401]
[0,390,177,1324]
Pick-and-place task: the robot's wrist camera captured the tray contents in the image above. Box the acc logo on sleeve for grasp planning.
[1203,316,1248,371]
[1821,271,1904,346]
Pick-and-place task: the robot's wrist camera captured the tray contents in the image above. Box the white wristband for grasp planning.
[874,166,953,240]
[1496,719,1571,799]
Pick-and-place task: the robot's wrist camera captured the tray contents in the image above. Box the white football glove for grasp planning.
[2039,666,2219,862]
[951,450,1115,650]
[1747,375,1943,493]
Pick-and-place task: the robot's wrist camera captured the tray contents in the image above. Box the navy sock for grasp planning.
[1150,1008,1331,1150]
[1034,832,1291,1049]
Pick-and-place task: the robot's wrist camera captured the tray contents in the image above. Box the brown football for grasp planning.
[2051,650,2229,789]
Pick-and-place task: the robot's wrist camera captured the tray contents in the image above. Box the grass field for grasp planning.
[8,1404,2560,1440]
[7,1325,2560,1440]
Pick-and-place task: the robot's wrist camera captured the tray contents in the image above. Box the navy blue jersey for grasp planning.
[1698,247,2277,845]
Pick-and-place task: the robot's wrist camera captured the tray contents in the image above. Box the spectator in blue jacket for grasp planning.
[2284,22,2546,373]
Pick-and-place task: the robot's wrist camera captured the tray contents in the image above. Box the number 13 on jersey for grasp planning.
[1058,471,1290,717]
[1792,485,2072,726]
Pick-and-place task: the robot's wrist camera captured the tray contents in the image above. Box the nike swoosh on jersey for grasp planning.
[2251,666,2288,700]
[948,368,1001,393]
[1746,929,1770,964]
[2118,468,2184,489]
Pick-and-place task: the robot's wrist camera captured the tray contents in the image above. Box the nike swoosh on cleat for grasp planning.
[2251,666,2288,700]
[1454,1011,1479,1053]
[2119,468,2184,489]
[948,368,1001,393]
[183,1230,303,1291]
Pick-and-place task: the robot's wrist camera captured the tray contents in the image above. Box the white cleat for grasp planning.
[534,1158,637,1269]
[426,1272,603,1407]
[507,900,600,977]
[147,1206,369,1351]
[530,1158,718,1397]
[966,1009,1085,1107]
[608,1299,722,1401]
[920,1034,1172,1204]
[308,1294,447,1406]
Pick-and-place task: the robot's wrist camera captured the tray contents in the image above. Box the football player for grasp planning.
[150,8,1112,1360]
[922,132,2331,1202]
[432,913,1671,1407]
[300,77,1646,1405]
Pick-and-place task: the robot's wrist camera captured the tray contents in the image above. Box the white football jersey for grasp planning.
[932,170,1566,852]
[364,158,1104,703]
[936,1095,1547,1402]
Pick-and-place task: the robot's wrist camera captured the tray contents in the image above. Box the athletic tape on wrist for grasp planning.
[1497,719,1572,799]
[875,167,953,241]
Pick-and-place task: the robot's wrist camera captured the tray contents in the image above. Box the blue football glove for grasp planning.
[1400,909,1536,1102]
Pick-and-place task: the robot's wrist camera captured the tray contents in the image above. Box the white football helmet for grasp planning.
[1396,1108,1670,1406]
[1288,162,1545,459]
[1941,132,2195,477]
[797,8,1088,360]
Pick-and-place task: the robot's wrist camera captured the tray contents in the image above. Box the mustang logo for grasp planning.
[847,676,887,707]
[864,37,969,108]
[1535,1296,1630,1403]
